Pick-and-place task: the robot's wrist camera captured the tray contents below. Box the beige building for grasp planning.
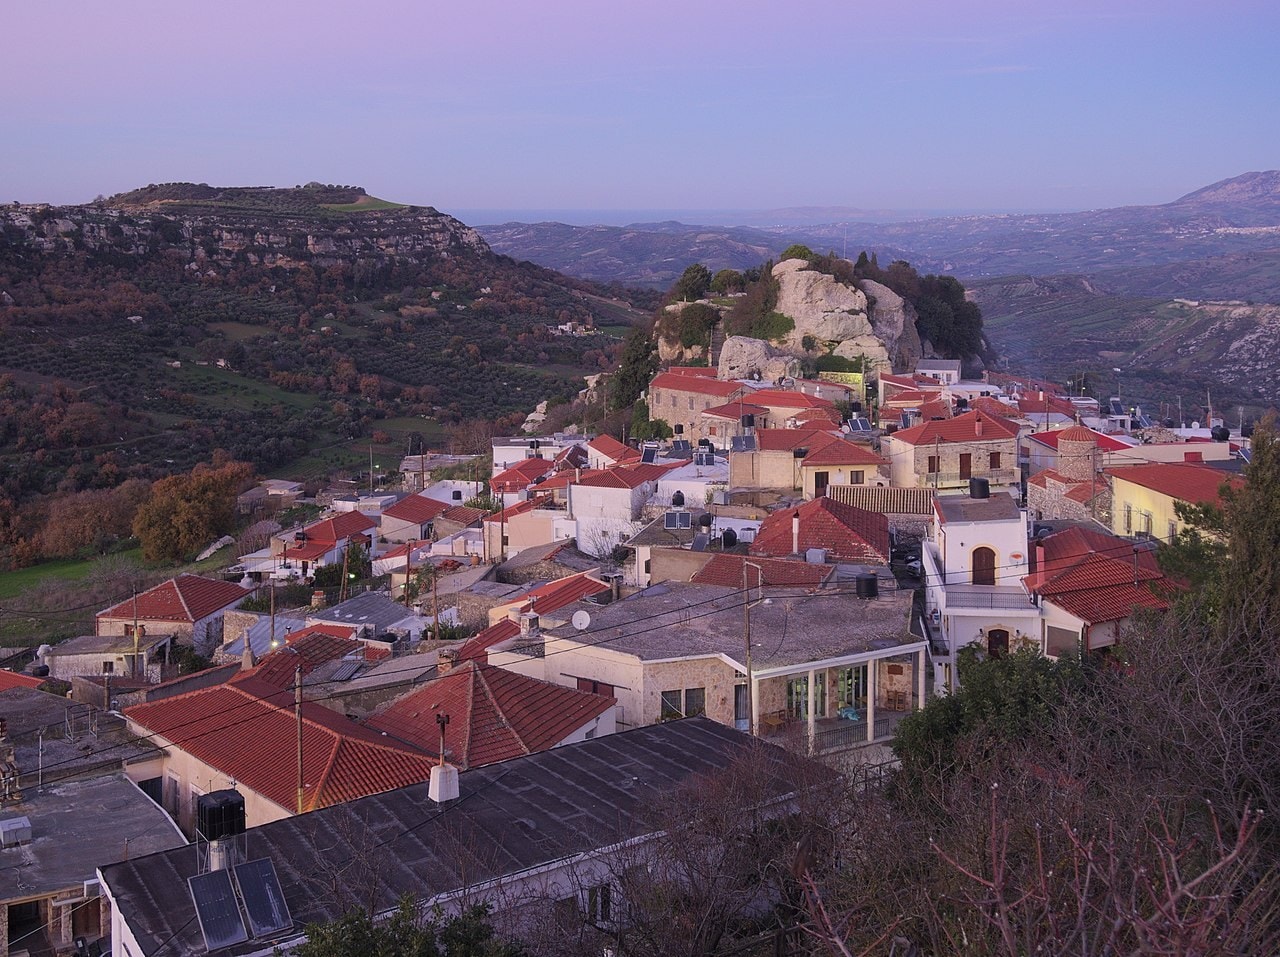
[646,371,746,441]
[884,410,1021,492]
[490,579,926,752]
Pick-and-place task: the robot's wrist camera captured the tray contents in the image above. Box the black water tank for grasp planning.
[741,413,755,428]
[721,528,738,548]
[793,447,809,459]
[674,424,684,435]
[855,573,879,599]
[31,664,49,678]
[969,477,990,499]
[671,490,685,507]
[197,789,246,841]
[698,513,713,528]
[850,402,862,414]
[1211,425,1230,442]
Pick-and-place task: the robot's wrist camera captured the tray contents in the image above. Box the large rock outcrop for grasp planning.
[717,337,802,381]
[770,259,891,370]
[859,279,924,371]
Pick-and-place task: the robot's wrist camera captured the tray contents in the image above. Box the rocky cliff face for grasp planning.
[770,259,890,366]
[0,201,488,272]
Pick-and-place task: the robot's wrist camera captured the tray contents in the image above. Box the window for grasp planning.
[684,687,706,717]
[709,425,717,436]
[814,470,830,496]
[1168,520,1177,542]
[102,660,115,674]
[1142,511,1153,536]
[849,469,864,485]
[989,451,1001,470]
[660,688,704,719]
[688,396,695,411]
[575,677,615,697]
[1124,504,1133,534]
[586,883,612,923]
[1046,625,1078,658]
[660,690,682,720]
[927,455,940,475]
[452,489,463,500]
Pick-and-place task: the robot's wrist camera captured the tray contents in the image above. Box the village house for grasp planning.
[585,433,640,470]
[921,482,1039,693]
[824,485,937,541]
[99,720,812,957]
[698,400,769,449]
[622,507,762,587]
[567,462,681,558]
[39,631,173,685]
[0,687,184,957]
[798,439,888,498]
[1107,461,1243,542]
[490,577,927,753]
[490,433,588,474]
[727,426,842,492]
[482,494,573,564]
[884,409,1021,493]
[95,575,251,658]
[1023,526,1173,657]
[915,358,962,386]
[749,496,892,565]
[379,491,450,543]
[646,371,746,442]
[742,388,840,430]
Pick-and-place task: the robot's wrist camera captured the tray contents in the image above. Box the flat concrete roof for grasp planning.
[936,493,1022,524]
[544,580,918,673]
[1,773,185,902]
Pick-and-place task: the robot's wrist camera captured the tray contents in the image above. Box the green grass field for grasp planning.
[208,321,271,341]
[0,556,108,600]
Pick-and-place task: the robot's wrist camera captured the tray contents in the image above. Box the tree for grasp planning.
[131,460,253,562]
[1216,412,1280,638]
[611,328,658,412]
[779,244,815,262]
[708,269,743,295]
[294,896,523,957]
[670,264,711,302]
[630,401,672,442]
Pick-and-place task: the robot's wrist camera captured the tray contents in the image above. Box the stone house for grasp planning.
[728,427,842,491]
[94,575,251,658]
[884,410,1021,492]
[646,372,746,442]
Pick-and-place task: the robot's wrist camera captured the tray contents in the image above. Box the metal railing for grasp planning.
[943,587,1033,610]
[925,468,1020,486]
[812,714,898,752]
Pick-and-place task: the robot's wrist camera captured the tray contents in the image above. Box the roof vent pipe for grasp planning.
[792,511,801,556]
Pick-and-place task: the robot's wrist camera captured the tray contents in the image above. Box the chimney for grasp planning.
[429,713,459,802]
[975,413,984,437]
[520,612,540,637]
[311,589,327,609]
[792,510,801,555]
[240,639,256,672]
[437,648,458,674]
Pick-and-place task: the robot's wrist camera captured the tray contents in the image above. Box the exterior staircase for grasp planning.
[708,320,725,369]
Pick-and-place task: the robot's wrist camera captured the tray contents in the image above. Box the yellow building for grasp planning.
[1107,462,1242,542]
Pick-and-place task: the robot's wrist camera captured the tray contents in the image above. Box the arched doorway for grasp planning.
[987,628,1009,658]
[972,546,996,585]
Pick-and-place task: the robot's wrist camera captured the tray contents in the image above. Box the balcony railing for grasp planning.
[943,584,1034,610]
[924,468,1021,487]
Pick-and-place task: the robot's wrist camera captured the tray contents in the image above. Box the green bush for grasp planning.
[747,311,794,342]
[780,244,815,262]
[815,354,864,373]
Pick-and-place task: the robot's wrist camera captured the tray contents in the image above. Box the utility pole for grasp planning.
[432,568,440,642]
[269,579,276,651]
[404,540,414,609]
[742,562,762,736]
[295,663,304,814]
[339,545,351,603]
[369,444,374,495]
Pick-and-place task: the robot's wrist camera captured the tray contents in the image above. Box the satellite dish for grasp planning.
[572,610,592,631]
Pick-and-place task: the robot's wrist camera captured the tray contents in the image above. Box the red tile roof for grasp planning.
[97,575,250,625]
[801,440,887,468]
[787,406,843,425]
[666,366,719,377]
[483,494,553,523]
[752,427,842,452]
[490,458,555,494]
[650,372,744,398]
[282,540,336,561]
[520,572,610,614]
[244,628,363,689]
[303,511,378,543]
[891,409,1020,447]
[125,680,435,812]
[364,661,613,769]
[439,505,488,527]
[533,468,607,491]
[690,554,833,588]
[1029,427,1131,452]
[1017,394,1076,417]
[456,618,521,664]
[0,670,43,691]
[750,497,890,563]
[747,389,837,410]
[382,494,449,525]
[574,461,681,490]
[1107,462,1242,506]
[587,434,638,461]
[1024,527,1173,625]
[701,401,769,421]
[552,443,591,470]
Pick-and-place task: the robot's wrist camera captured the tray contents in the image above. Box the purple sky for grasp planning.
[3,0,1277,220]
